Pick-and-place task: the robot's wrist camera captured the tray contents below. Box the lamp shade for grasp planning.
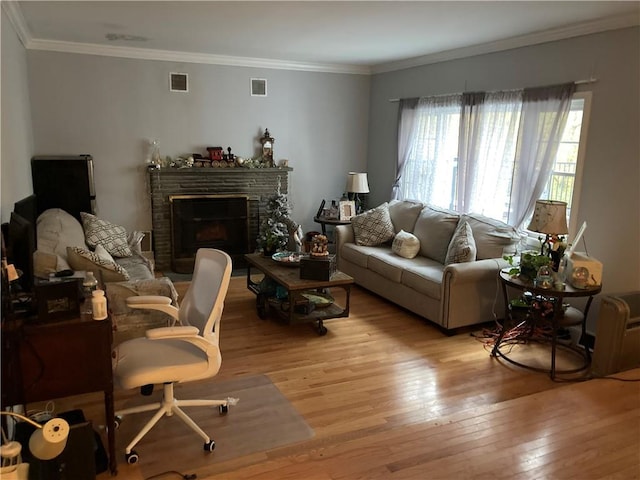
[346,172,369,194]
[28,418,70,460]
[527,200,568,235]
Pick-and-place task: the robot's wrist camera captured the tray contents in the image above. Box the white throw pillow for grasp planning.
[81,212,132,258]
[391,230,421,259]
[445,220,477,265]
[351,203,395,247]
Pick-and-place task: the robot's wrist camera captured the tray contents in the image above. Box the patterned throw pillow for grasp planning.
[351,203,395,246]
[392,230,421,259]
[66,246,130,282]
[445,220,477,265]
[80,212,132,258]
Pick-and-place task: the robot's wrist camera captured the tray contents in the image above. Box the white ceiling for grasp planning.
[6,1,640,74]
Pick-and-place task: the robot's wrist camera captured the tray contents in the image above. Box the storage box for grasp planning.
[566,252,602,287]
[300,255,336,281]
[33,278,82,322]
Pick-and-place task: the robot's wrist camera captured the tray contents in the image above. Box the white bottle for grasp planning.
[82,271,98,315]
[91,289,108,320]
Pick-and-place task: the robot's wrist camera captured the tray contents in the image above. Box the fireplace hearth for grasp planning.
[148,168,291,273]
[170,195,248,273]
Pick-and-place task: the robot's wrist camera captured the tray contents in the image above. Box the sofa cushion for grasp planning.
[81,212,133,258]
[392,230,421,259]
[368,250,409,283]
[351,203,395,246]
[340,243,382,268]
[67,246,130,282]
[400,259,444,299]
[388,200,424,233]
[462,213,520,260]
[412,205,460,264]
[36,208,88,271]
[445,220,477,265]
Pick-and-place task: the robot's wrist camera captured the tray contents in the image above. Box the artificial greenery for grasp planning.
[257,180,291,253]
[503,251,551,280]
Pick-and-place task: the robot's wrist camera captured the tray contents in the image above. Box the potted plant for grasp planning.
[503,251,552,281]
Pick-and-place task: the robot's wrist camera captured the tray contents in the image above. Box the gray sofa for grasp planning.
[33,208,178,344]
[335,200,520,332]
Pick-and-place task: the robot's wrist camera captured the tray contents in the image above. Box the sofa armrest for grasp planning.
[443,258,508,285]
[335,224,354,258]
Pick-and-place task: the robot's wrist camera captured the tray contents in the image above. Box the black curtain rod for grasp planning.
[388,77,598,103]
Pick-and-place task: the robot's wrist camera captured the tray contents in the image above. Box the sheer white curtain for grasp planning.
[398,94,462,208]
[392,98,419,200]
[508,84,576,227]
[457,90,523,218]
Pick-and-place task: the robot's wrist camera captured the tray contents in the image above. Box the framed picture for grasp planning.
[34,278,81,322]
[339,200,356,220]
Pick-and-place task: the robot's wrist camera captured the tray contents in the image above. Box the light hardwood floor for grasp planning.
[62,277,638,479]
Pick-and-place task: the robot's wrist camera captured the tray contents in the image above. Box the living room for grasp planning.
[1,2,639,478]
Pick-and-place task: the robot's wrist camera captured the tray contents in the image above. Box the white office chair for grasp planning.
[113,248,235,464]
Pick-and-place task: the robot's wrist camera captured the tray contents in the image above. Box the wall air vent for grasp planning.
[170,73,188,93]
[251,78,267,97]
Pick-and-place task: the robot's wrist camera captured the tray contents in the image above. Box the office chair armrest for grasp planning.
[126,295,180,324]
[145,326,199,339]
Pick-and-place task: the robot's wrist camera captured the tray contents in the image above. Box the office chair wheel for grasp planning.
[126,451,139,464]
[204,440,216,452]
[219,404,229,415]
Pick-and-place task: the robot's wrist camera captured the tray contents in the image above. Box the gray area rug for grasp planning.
[115,374,314,474]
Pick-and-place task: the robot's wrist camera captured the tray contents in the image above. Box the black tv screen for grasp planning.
[7,211,35,292]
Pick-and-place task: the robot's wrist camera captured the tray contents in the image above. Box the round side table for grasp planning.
[493,270,601,379]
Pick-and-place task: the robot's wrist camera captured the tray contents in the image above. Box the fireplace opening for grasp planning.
[170,195,249,273]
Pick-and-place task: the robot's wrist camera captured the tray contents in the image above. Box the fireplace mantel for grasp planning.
[149,167,292,272]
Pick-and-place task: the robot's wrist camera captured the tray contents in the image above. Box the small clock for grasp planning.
[260,129,274,167]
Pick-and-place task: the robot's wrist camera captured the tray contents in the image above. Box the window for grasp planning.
[538,93,590,235]
[397,88,590,236]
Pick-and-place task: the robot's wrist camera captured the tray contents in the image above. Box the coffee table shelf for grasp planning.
[244,253,354,335]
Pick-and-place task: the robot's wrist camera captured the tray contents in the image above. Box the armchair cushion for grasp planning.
[351,202,395,247]
[392,230,421,259]
[67,245,130,282]
[445,220,477,265]
[80,212,132,258]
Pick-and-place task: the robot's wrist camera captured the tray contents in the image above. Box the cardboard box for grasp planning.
[300,255,336,281]
[566,252,603,287]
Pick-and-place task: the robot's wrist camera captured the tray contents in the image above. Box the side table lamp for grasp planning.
[527,199,568,257]
[346,172,370,214]
[1,411,70,480]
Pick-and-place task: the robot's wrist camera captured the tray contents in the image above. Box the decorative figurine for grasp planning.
[260,128,274,167]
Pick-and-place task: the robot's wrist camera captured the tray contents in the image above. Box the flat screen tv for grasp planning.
[7,211,35,292]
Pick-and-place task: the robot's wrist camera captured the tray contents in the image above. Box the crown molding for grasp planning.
[24,38,371,75]
[2,0,30,48]
[372,12,640,74]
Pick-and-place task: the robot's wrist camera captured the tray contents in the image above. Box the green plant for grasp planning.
[503,251,551,280]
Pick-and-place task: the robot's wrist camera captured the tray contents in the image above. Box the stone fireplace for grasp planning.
[149,168,291,272]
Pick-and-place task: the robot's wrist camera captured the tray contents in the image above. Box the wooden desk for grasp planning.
[1,316,117,475]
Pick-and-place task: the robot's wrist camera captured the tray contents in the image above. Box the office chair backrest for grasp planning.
[178,249,232,342]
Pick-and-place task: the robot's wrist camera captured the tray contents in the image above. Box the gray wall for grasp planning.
[1,9,34,223]
[368,27,640,330]
[25,51,370,235]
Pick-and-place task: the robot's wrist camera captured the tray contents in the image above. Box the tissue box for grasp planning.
[300,255,336,281]
[566,252,603,287]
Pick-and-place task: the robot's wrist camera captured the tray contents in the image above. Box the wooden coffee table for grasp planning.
[244,253,354,335]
